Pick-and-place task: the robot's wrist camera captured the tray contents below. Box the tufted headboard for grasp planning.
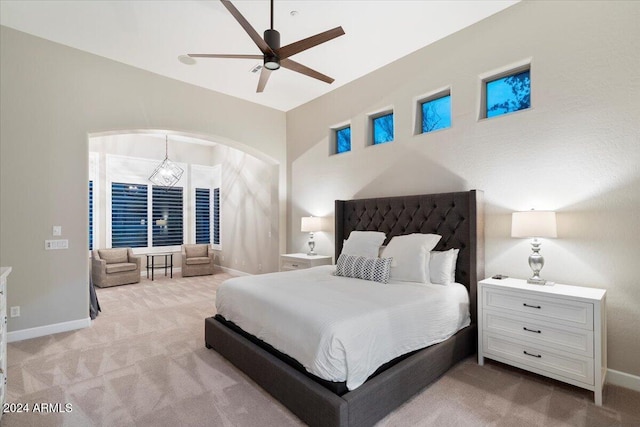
[335,190,484,323]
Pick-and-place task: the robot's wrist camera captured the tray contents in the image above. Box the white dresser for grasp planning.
[478,277,606,405]
[0,267,11,420]
[280,253,332,271]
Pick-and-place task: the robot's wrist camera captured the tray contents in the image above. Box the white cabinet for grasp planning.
[280,253,332,271]
[0,267,10,421]
[478,277,606,405]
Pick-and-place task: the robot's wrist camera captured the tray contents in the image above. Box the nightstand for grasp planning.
[478,277,606,405]
[280,253,333,271]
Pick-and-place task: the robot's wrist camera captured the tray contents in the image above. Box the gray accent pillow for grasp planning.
[335,254,392,284]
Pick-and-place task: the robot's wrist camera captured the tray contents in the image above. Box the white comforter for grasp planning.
[215,265,470,390]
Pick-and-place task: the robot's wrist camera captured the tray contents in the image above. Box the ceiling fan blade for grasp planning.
[280,59,334,84]
[188,54,263,59]
[220,0,274,56]
[257,67,272,93]
[277,26,345,59]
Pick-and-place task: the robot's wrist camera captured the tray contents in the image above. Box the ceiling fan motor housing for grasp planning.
[263,29,281,70]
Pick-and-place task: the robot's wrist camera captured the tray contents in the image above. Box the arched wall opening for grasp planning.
[88,129,281,276]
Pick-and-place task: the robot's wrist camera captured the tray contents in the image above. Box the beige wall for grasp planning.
[0,26,286,333]
[286,1,640,376]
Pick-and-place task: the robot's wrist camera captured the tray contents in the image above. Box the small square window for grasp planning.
[486,69,530,118]
[335,126,351,154]
[372,112,394,145]
[421,94,451,133]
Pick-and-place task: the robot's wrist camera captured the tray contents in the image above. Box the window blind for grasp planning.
[213,188,220,246]
[111,183,148,248]
[195,188,211,244]
[89,180,94,251]
[152,186,183,247]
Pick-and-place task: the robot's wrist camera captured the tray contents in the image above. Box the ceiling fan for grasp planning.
[188,0,345,93]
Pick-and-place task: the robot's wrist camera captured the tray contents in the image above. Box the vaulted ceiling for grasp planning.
[0,0,518,111]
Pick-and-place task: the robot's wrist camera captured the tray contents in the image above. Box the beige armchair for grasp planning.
[182,244,215,277]
[92,248,141,287]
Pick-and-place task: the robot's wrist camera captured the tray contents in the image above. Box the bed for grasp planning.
[205,190,484,427]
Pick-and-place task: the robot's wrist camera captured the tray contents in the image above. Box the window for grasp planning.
[152,186,183,247]
[335,126,351,154]
[213,188,221,246]
[111,183,148,248]
[420,94,451,133]
[485,68,530,118]
[191,164,221,248]
[194,187,220,246]
[195,188,211,244]
[89,180,94,251]
[372,112,394,145]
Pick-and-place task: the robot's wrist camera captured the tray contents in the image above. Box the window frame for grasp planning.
[191,164,222,250]
[414,87,452,135]
[331,124,352,155]
[479,59,532,120]
[368,109,395,146]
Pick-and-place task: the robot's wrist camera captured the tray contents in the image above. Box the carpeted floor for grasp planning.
[3,271,639,426]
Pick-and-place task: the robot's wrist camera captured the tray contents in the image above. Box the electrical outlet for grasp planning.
[10,306,20,317]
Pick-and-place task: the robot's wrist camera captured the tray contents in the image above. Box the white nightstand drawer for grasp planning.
[483,333,594,385]
[280,254,332,271]
[281,260,309,271]
[483,288,593,330]
[483,310,593,357]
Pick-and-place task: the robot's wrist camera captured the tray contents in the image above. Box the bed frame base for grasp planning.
[205,316,476,427]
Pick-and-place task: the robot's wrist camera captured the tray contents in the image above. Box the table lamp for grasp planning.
[301,216,323,256]
[511,209,557,285]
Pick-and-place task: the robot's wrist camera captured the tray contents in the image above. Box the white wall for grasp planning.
[286,1,640,376]
[0,26,286,335]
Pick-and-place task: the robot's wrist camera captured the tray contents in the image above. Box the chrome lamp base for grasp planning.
[527,238,547,285]
[307,233,316,256]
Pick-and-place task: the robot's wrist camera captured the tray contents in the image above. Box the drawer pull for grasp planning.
[523,327,541,334]
[523,350,542,358]
[291,264,299,267]
[523,303,541,309]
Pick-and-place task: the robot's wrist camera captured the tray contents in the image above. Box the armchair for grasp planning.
[92,248,141,287]
[182,244,215,277]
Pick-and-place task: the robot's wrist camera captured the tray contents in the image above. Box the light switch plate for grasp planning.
[53,226,62,236]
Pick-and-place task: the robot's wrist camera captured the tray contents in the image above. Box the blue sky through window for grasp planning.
[422,95,451,133]
[336,126,351,153]
[373,113,394,144]
[486,69,530,118]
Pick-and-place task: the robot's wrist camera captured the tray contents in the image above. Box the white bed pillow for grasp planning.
[429,249,459,285]
[381,233,441,283]
[341,231,386,258]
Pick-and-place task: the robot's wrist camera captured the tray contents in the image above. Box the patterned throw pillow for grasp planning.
[335,254,392,284]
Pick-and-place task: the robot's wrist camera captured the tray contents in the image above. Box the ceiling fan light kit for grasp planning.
[187,0,344,92]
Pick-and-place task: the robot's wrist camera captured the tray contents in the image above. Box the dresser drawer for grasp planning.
[483,310,593,357]
[483,333,594,385]
[483,288,593,330]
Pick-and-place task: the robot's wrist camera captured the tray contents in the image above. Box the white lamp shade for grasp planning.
[511,210,557,238]
[301,216,323,232]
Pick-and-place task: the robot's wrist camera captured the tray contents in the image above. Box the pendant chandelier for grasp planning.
[149,135,184,188]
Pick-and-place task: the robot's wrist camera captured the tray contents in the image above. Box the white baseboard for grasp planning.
[8,317,91,343]
[607,368,640,392]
